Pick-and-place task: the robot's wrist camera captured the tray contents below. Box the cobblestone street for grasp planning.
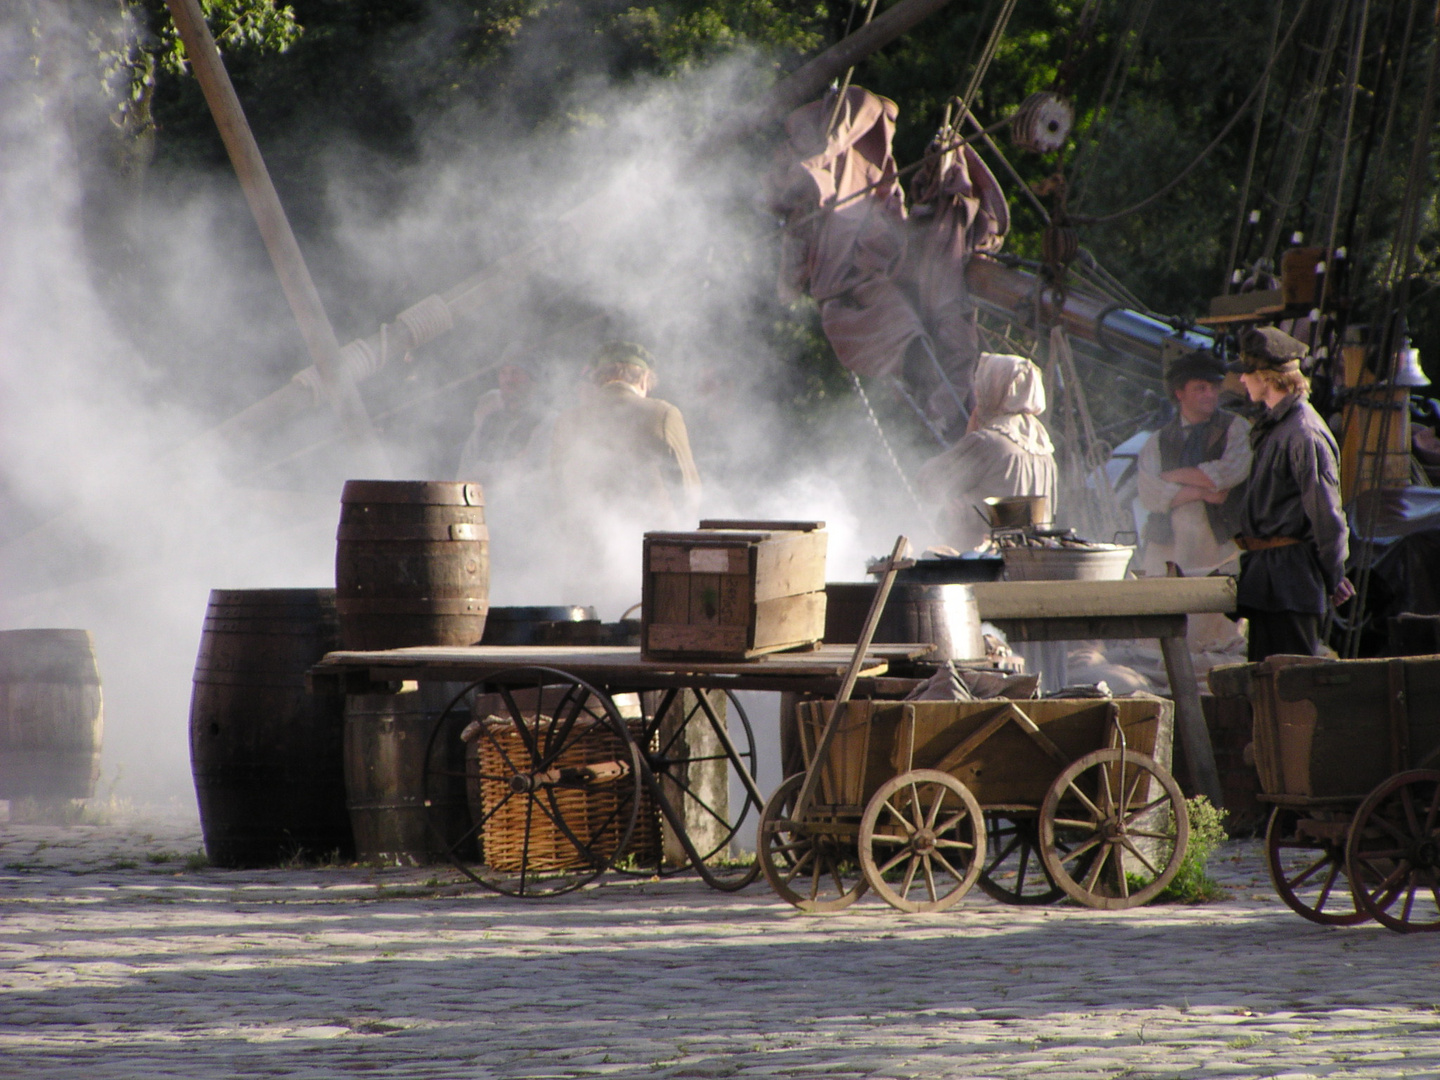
[1,806,1437,1079]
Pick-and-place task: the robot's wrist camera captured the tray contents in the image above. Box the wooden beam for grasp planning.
[164,0,389,472]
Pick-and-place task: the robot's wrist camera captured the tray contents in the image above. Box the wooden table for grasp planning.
[309,643,932,697]
[970,577,1235,805]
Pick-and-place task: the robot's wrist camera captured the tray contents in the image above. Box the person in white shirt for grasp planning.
[1135,351,1252,577]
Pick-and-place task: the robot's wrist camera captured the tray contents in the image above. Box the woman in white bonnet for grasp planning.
[917,352,1058,552]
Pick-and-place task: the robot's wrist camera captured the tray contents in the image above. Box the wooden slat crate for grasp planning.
[642,522,827,660]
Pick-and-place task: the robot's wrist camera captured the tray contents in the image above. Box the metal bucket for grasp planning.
[824,582,985,661]
[335,480,490,650]
[481,606,601,646]
[189,589,353,867]
[0,629,102,802]
[1002,545,1135,581]
[982,495,1051,529]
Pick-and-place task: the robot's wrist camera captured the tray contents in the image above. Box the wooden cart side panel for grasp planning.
[1271,661,1395,798]
[1405,658,1440,769]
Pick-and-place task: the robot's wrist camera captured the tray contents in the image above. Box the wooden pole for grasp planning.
[163,0,389,471]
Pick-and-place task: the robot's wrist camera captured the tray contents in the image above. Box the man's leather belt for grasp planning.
[1235,535,1302,552]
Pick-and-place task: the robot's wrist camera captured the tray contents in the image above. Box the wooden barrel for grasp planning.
[0,629,102,801]
[343,683,474,866]
[335,480,490,650]
[189,589,353,867]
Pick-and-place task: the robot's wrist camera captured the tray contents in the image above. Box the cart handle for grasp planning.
[792,534,911,823]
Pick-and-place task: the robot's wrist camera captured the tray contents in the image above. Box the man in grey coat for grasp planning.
[1230,326,1353,660]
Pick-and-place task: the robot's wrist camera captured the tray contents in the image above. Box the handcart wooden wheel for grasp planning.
[1039,748,1189,910]
[857,770,985,912]
[977,812,1077,905]
[422,667,643,898]
[608,686,762,891]
[1263,803,1368,925]
[1345,769,1440,933]
[757,773,869,912]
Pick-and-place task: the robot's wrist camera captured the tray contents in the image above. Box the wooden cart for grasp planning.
[1242,655,1440,933]
[309,643,928,898]
[757,694,1190,913]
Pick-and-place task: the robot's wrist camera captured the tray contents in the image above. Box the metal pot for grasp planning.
[824,582,985,661]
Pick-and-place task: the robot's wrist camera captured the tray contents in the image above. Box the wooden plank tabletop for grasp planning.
[970,577,1236,620]
[313,643,932,683]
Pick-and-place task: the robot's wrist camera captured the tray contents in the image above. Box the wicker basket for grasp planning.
[475,715,660,872]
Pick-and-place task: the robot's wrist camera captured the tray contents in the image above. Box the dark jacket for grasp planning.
[1235,394,1348,615]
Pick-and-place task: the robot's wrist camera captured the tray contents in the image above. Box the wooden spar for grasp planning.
[172,0,963,454]
[163,0,389,472]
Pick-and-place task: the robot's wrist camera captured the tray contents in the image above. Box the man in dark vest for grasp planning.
[1230,326,1352,660]
[1136,351,1252,577]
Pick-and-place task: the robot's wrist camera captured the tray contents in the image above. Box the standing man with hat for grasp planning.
[1231,326,1353,661]
[550,342,702,604]
[1136,350,1252,577]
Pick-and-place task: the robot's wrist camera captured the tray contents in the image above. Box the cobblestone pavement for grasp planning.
[2,806,1437,1079]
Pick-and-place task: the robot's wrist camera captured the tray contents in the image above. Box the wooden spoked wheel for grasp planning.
[858,770,985,913]
[1345,770,1440,933]
[1264,806,1369,925]
[422,667,642,898]
[610,688,762,892]
[1039,749,1188,910]
[757,774,868,912]
[977,813,1070,905]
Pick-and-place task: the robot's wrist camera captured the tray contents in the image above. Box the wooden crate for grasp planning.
[642,521,827,660]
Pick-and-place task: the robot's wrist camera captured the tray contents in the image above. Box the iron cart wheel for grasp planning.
[422,667,641,898]
[757,773,868,912]
[1039,748,1189,910]
[1265,806,1370,926]
[858,770,985,913]
[608,687,762,891]
[1345,770,1440,933]
[977,813,1072,905]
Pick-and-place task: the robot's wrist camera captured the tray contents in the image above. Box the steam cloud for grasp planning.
[0,4,932,805]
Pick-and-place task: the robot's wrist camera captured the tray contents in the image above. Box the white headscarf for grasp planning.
[967,353,1054,455]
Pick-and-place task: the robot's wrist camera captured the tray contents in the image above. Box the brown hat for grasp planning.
[1165,351,1226,390]
[592,341,654,371]
[1227,326,1307,373]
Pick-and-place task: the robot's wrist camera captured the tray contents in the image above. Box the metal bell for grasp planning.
[1393,342,1430,387]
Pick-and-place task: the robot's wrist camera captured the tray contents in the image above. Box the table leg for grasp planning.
[1159,631,1223,806]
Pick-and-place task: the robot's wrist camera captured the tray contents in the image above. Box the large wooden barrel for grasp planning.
[335,480,490,650]
[0,629,102,801]
[343,683,474,865]
[189,589,353,867]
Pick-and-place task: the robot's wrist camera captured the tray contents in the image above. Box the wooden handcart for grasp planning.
[310,643,928,898]
[1243,654,1440,933]
[758,693,1189,912]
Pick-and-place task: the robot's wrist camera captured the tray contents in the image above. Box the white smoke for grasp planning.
[0,4,931,805]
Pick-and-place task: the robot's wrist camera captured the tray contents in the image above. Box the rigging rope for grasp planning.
[1067,0,1313,227]
[849,371,933,519]
[1221,1,1286,293]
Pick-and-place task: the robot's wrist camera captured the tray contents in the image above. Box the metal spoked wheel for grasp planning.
[422,667,642,898]
[757,774,868,912]
[1346,770,1440,933]
[610,687,762,891]
[1265,806,1370,926]
[977,812,1071,905]
[1039,749,1189,910]
[858,770,985,913]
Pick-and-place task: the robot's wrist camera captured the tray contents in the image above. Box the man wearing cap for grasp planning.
[1231,326,1353,660]
[550,343,702,596]
[1136,351,1252,577]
